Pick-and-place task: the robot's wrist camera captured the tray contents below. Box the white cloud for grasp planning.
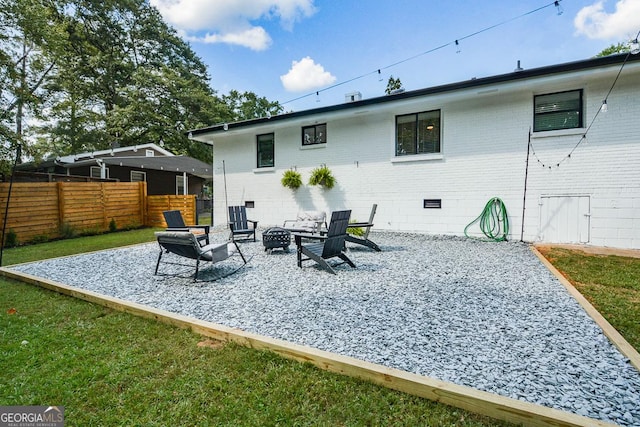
[149,0,316,50]
[280,57,337,92]
[574,0,640,40]
[189,27,272,51]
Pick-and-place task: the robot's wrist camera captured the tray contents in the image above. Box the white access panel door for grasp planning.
[539,195,591,244]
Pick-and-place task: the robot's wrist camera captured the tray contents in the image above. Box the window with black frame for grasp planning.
[395,110,441,156]
[257,133,274,168]
[534,89,583,132]
[302,123,327,146]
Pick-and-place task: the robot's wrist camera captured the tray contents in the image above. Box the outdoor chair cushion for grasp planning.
[283,210,327,233]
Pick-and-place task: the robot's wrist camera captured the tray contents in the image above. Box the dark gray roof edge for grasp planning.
[187,53,640,137]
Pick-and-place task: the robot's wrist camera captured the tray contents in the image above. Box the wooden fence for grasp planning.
[0,182,196,244]
[146,194,196,228]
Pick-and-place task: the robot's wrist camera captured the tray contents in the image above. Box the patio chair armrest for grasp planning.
[293,232,327,246]
[248,220,258,227]
[189,224,210,233]
[347,222,373,228]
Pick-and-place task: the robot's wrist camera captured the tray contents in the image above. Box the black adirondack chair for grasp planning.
[228,206,258,241]
[155,231,246,281]
[294,210,355,274]
[163,210,210,245]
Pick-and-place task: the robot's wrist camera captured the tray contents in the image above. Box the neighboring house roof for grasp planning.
[187,53,640,140]
[86,156,212,179]
[17,143,212,179]
[58,142,175,162]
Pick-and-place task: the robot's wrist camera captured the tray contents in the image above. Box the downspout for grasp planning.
[183,172,187,195]
[99,159,106,179]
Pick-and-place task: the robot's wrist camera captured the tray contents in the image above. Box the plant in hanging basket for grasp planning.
[281,169,303,189]
[308,165,336,189]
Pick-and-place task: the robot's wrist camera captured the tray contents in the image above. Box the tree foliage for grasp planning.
[0,0,282,168]
[385,75,403,95]
[595,43,630,57]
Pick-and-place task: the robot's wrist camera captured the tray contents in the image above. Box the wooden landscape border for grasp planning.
[531,247,640,371]
[0,265,622,427]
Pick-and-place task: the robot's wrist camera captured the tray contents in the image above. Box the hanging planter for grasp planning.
[281,169,303,190]
[309,165,336,189]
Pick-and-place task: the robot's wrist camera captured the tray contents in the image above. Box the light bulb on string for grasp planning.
[455,40,461,54]
[315,91,320,103]
[600,100,608,113]
[554,0,563,15]
[377,69,383,82]
[630,38,640,55]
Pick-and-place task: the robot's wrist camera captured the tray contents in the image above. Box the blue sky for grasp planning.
[150,0,640,112]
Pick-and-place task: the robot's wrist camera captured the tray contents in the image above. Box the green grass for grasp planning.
[1,229,511,426]
[1,227,159,266]
[537,247,640,351]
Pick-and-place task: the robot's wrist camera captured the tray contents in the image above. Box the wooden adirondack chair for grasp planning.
[228,206,258,241]
[294,210,355,274]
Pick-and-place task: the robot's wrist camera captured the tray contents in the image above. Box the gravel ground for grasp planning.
[9,230,640,426]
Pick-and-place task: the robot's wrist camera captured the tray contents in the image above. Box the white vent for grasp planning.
[345,91,362,103]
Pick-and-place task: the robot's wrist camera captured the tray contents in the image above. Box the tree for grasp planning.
[385,75,403,95]
[595,43,630,57]
[0,0,66,170]
[221,90,283,122]
[0,0,283,167]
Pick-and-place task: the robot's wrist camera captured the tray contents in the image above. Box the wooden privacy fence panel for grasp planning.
[147,195,196,228]
[0,184,59,243]
[0,182,147,243]
[58,182,146,232]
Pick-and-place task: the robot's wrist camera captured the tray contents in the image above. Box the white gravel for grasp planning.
[9,230,640,426]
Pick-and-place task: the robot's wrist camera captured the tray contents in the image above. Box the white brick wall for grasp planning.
[210,64,640,250]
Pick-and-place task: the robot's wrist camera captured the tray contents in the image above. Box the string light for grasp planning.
[600,100,608,113]
[455,40,461,54]
[554,0,563,15]
[281,1,564,107]
[377,69,383,82]
[631,38,640,55]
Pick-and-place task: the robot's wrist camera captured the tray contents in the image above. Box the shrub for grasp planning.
[308,165,336,189]
[59,222,77,239]
[4,229,18,248]
[348,220,365,237]
[281,169,303,190]
[109,218,117,232]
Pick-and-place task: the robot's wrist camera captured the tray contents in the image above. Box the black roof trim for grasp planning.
[187,53,640,137]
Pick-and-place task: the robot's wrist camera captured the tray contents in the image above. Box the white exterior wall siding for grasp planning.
[206,58,640,250]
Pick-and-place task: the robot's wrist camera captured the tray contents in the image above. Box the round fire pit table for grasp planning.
[262,227,291,253]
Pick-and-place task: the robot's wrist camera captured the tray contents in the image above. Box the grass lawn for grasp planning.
[1,231,638,426]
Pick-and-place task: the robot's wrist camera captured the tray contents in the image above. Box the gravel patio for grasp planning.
[8,229,640,426]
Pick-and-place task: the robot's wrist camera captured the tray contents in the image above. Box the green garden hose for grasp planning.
[464,197,509,241]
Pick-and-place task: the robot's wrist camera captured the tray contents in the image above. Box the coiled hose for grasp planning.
[464,197,509,241]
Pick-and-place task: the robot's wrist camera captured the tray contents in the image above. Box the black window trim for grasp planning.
[533,89,584,133]
[301,123,327,146]
[395,109,441,156]
[256,132,275,168]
